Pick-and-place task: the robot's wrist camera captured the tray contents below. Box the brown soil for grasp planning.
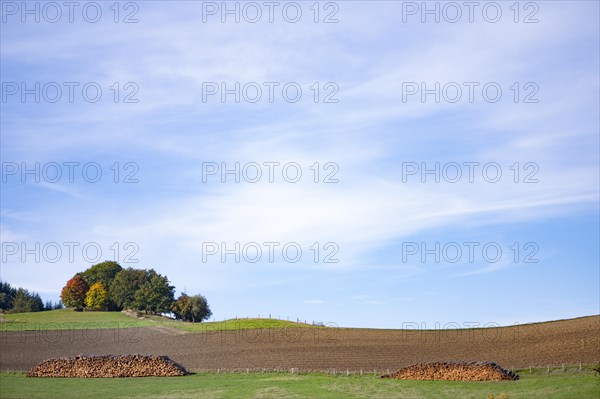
[1,315,598,372]
[381,361,519,381]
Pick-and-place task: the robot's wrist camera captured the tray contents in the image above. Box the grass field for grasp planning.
[145,315,315,333]
[0,309,314,332]
[0,309,154,330]
[1,369,598,399]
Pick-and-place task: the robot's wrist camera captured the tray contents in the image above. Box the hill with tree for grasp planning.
[58,261,210,322]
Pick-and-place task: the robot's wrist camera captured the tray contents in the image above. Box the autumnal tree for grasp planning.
[60,275,89,310]
[80,261,123,310]
[85,282,108,310]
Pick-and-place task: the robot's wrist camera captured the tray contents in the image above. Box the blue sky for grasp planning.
[1,1,598,328]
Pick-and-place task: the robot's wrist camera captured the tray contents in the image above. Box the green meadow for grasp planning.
[1,369,598,399]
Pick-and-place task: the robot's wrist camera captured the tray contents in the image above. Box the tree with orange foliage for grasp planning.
[60,275,89,310]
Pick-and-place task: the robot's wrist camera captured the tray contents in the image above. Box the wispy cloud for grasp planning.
[1,1,598,327]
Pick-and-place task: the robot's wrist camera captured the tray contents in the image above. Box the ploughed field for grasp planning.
[1,316,598,372]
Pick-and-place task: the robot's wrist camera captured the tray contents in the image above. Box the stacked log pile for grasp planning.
[381,361,519,381]
[26,355,188,378]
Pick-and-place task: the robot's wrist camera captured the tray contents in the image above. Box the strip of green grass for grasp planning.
[145,316,316,332]
[0,309,154,331]
[1,370,599,399]
[0,309,315,332]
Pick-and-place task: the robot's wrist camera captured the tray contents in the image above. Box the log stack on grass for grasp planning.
[26,354,188,378]
[382,361,519,381]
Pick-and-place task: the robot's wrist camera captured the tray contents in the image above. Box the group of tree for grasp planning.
[0,281,62,313]
[60,261,122,311]
[59,261,211,322]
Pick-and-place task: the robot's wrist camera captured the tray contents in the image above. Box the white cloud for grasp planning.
[1,1,598,326]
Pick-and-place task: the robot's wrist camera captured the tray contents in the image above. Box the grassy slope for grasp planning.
[0,309,154,330]
[141,314,315,332]
[1,370,598,399]
[0,309,314,331]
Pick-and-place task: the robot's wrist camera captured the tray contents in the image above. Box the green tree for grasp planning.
[80,261,122,310]
[80,261,123,288]
[110,268,147,309]
[134,270,174,314]
[10,288,43,313]
[11,289,31,313]
[187,294,211,322]
[172,293,211,323]
[44,300,53,311]
[61,275,89,310]
[0,281,17,311]
[30,292,44,312]
[85,282,108,310]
